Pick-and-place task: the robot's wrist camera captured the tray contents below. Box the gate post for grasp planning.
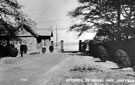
[61,40,64,52]
[79,40,82,52]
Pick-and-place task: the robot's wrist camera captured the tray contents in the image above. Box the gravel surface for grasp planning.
[1,52,135,85]
[36,52,135,85]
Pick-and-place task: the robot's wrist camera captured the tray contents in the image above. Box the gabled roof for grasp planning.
[16,24,39,38]
[23,24,39,38]
[15,25,53,39]
[35,28,53,36]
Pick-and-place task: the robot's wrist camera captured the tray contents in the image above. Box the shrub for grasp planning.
[9,47,18,57]
[89,40,101,57]
[0,49,2,58]
[96,45,108,62]
[6,44,18,57]
[115,49,131,68]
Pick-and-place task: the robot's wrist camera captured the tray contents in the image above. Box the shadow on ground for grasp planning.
[61,51,125,70]
[61,51,93,57]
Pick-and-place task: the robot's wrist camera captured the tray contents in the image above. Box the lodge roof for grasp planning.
[0,23,53,40]
[17,26,53,38]
[35,28,53,36]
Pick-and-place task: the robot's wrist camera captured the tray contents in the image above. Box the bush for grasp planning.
[89,40,101,57]
[115,49,131,68]
[49,46,54,53]
[6,44,18,57]
[96,45,108,62]
[42,47,46,53]
[9,47,18,57]
[0,49,2,58]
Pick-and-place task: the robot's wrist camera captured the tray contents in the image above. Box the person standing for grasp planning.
[20,42,27,57]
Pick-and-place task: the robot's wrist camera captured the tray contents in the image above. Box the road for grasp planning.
[0,52,69,85]
[0,49,134,85]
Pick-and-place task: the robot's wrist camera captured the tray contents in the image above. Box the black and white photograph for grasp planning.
[0,0,135,85]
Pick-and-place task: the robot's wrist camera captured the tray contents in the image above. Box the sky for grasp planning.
[17,0,96,43]
[18,0,79,29]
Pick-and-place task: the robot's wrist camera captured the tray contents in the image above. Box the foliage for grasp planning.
[96,45,108,62]
[0,0,36,41]
[69,0,135,40]
[115,49,131,68]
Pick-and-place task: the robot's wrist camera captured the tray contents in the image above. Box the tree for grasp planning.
[0,0,36,41]
[69,0,135,40]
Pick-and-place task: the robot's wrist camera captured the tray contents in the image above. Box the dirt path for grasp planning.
[0,52,69,85]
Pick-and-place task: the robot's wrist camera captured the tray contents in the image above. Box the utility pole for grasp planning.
[56,26,58,46]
